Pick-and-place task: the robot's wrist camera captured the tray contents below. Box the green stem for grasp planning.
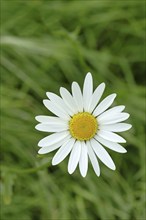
[1,162,50,175]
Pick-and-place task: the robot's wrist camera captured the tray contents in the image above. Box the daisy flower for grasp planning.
[35,72,132,177]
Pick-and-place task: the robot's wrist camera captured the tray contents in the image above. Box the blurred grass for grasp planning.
[0,1,145,220]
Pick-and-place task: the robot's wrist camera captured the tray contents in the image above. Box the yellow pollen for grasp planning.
[69,112,98,141]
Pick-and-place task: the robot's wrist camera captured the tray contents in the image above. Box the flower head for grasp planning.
[35,73,131,177]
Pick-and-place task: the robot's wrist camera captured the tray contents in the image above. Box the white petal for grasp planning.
[46,92,72,116]
[38,144,60,154]
[83,72,93,111]
[90,139,116,170]
[98,113,130,125]
[97,130,126,143]
[68,141,81,174]
[38,131,70,147]
[35,115,68,123]
[93,94,117,117]
[60,87,78,114]
[43,100,70,120]
[79,142,88,177]
[97,105,125,121]
[99,123,132,132]
[95,135,127,153]
[87,141,100,176]
[88,83,105,113]
[52,138,75,165]
[38,136,70,154]
[35,123,68,132]
[71,82,83,112]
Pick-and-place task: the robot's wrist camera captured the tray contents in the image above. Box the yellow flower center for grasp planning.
[69,112,98,141]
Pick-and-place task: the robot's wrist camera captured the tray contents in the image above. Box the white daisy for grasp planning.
[35,72,132,177]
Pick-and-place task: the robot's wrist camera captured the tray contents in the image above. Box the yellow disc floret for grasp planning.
[69,112,98,141]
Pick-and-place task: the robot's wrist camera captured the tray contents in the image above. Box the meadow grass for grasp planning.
[1,1,145,220]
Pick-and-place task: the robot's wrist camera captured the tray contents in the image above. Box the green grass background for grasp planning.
[1,1,145,220]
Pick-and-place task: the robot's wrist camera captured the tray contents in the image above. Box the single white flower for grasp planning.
[35,72,132,177]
